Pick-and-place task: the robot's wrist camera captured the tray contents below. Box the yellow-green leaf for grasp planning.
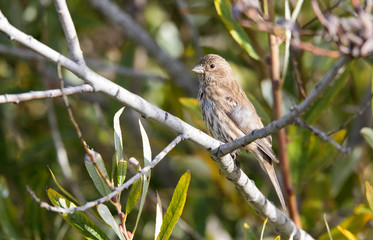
[366,181,373,212]
[156,171,191,240]
[337,226,360,240]
[214,0,259,60]
[125,179,142,215]
[47,188,109,240]
[117,160,127,187]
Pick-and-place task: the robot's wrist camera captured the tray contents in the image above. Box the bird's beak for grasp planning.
[192,65,204,74]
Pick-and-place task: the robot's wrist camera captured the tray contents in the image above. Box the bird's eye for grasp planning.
[210,64,215,69]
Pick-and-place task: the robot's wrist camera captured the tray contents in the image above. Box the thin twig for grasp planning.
[57,64,114,190]
[293,118,349,154]
[27,134,187,214]
[0,84,94,104]
[38,61,86,202]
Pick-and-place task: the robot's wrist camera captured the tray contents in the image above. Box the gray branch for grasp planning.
[0,10,319,239]
[54,0,85,65]
[0,84,94,104]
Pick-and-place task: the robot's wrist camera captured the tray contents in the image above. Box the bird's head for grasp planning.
[192,54,234,84]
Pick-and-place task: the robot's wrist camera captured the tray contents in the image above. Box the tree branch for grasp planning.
[0,84,94,104]
[0,11,314,239]
[54,0,85,65]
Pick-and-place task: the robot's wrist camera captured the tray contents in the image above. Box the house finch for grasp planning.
[192,54,287,211]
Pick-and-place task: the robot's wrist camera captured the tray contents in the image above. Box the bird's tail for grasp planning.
[263,160,287,212]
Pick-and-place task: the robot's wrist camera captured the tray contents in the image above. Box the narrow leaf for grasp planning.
[366,181,373,212]
[84,150,111,197]
[155,191,163,240]
[48,167,80,206]
[214,0,259,60]
[157,171,191,240]
[133,120,152,234]
[97,204,125,240]
[47,188,110,240]
[139,120,152,167]
[337,226,360,240]
[125,179,143,215]
[114,107,125,165]
[360,127,373,149]
[117,160,127,187]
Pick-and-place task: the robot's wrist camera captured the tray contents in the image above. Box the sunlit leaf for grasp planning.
[157,171,191,240]
[155,191,163,240]
[365,181,373,212]
[360,127,373,149]
[114,107,125,166]
[47,188,109,240]
[260,218,268,240]
[84,150,111,197]
[337,226,360,240]
[117,160,127,187]
[132,120,152,235]
[214,0,259,60]
[125,179,142,215]
[97,204,125,240]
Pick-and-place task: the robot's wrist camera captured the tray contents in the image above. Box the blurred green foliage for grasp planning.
[0,0,373,239]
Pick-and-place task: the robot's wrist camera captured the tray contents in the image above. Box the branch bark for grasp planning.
[0,10,330,239]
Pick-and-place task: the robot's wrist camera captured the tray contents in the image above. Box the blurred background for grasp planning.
[0,0,373,239]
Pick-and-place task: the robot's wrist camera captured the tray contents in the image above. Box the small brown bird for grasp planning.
[192,54,286,211]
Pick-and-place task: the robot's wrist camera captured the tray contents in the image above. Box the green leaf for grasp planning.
[84,150,111,197]
[157,171,191,240]
[114,107,125,166]
[304,64,349,123]
[97,204,125,240]
[117,160,127,187]
[133,120,152,235]
[47,188,110,240]
[214,0,259,60]
[48,167,80,206]
[366,181,373,212]
[360,127,373,149]
[125,179,142,215]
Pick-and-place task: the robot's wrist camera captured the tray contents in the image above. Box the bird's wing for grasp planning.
[227,103,279,164]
